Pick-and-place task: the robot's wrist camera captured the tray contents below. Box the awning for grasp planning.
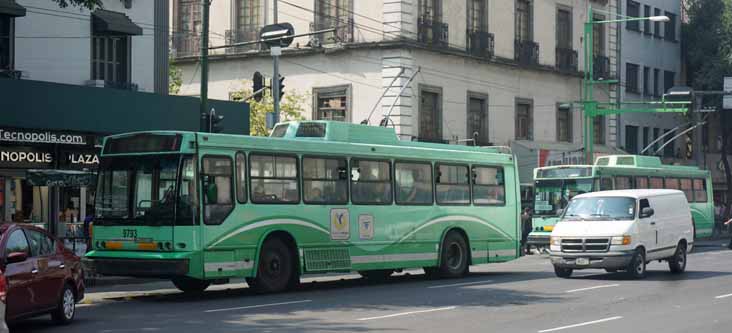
[26,170,96,188]
[0,0,26,17]
[92,9,142,36]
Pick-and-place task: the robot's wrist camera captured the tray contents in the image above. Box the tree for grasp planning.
[51,0,104,10]
[169,57,183,95]
[684,0,732,220]
[229,84,307,136]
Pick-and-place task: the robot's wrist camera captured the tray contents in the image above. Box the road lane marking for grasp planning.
[357,306,457,321]
[715,293,732,299]
[427,280,493,289]
[565,284,620,293]
[538,316,623,332]
[204,300,312,313]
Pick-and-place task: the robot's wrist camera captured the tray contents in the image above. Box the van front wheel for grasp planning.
[668,243,687,274]
[553,265,573,278]
[626,249,647,279]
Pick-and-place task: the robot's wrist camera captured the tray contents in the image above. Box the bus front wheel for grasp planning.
[251,237,297,293]
[436,231,469,278]
[172,276,210,293]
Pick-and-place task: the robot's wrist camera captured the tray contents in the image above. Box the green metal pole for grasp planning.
[200,0,210,132]
[583,6,594,164]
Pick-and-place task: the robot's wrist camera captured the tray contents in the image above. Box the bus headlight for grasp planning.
[611,235,632,245]
[550,236,561,246]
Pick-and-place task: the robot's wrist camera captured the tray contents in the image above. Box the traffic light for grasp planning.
[209,108,224,133]
[278,76,285,100]
[252,71,264,102]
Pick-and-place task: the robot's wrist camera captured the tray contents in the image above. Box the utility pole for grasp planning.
[199,0,211,132]
[272,0,281,124]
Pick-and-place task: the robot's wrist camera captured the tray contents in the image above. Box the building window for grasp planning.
[302,157,348,204]
[594,115,605,144]
[230,0,261,50]
[626,63,640,93]
[642,126,650,154]
[643,66,651,96]
[467,93,489,146]
[625,125,639,154]
[626,1,640,31]
[515,0,532,41]
[556,105,572,142]
[419,0,442,22]
[0,15,13,70]
[664,12,677,42]
[419,85,443,142]
[91,36,130,84]
[556,7,572,49]
[467,0,492,57]
[664,70,675,93]
[653,68,660,96]
[395,162,433,205]
[515,99,533,140]
[250,154,299,204]
[313,85,350,122]
[592,15,605,56]
[653,8,662,38]
[468,0,488,32]
[315,0,354,43]
[173,0,201,57]
[643,5,651,34]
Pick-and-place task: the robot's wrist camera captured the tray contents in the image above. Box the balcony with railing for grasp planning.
[418,17,449,48]
[593,55,611,80]
[514,39,539,66]
[225,26,260,53]
[313,18,354,45]
[555,47,578,73]
[467,30,495,58]
[171,32,200,58]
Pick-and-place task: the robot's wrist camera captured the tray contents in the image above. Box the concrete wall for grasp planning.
[14,0,157,92]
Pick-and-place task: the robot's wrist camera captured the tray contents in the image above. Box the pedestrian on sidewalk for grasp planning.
[521,208,532,255]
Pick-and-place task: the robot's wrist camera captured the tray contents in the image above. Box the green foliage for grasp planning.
[51,0,104,10]
[684,0,732,94]
[169,58,183,95]
[230,83,308,136]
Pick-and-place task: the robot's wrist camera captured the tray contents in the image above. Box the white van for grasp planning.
[549,189,693,279]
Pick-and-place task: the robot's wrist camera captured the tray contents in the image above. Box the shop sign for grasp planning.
[0,147,54,169]
[60,149,100,170]
[0,128,91,146]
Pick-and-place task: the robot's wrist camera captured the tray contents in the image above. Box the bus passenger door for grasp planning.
[199,154,238,279]
[174,157,203,256]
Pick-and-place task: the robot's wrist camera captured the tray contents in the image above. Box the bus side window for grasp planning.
[303,157,348,204]
[394,162,433,205]
[473,166,505,206]
[693,179,708,203]
[201,156,234,225]
[680,178,693,202]
[599,177,613,190]
[665,178,680,190]
[649,177,664,189]
[351,159,392,205]
[435,164,470,205]
[615,176,631,190]
[635,176,649,189]
[250,154,300,204]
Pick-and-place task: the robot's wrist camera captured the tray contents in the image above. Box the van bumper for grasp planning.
[549,251,634,270]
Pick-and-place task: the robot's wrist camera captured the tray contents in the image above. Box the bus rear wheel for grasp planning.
[251,237,297,293]
[172,276,210,293]
[436,231,469,278]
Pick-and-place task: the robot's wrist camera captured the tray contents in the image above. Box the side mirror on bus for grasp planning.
[640,207,655,219]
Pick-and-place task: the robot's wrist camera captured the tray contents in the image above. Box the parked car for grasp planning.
[1,223,84,325]
[549,189,693,279]
[0,273,8,333]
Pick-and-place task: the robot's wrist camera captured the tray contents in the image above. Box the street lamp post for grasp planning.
[582,7,670,163]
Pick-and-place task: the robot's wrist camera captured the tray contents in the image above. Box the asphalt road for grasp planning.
[11,241,732,333]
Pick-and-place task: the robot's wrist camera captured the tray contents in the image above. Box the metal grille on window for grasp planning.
[515,0,531,41]
[92,36,129,85]
[227,0,261,52]
[468,97,489,146]
[419,90,442,142]
[315,0,353,43]
[516,103,532,140]
[316,89,348,121]
[173,0,201,57]
[557,106,571,142]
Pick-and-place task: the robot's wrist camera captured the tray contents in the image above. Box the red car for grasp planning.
[1,223,84,325]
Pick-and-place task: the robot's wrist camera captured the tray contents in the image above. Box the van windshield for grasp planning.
[563,197,636,221]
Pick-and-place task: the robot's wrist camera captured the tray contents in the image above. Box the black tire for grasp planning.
[359,270,394,282]
[172,276,211,293]
[423,267,440,279]
[252,237,297,293]
[51,284,76,325]
[626,249,647,279]
[436,231,469,278]
[554,265,573,278]
[669,242,687,274]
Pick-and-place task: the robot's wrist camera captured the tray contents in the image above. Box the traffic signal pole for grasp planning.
[272,0,281,124]
[199,0,210,132]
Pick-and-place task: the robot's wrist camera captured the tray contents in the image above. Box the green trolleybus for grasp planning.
[83,121,521,293]
[528,155,713,249]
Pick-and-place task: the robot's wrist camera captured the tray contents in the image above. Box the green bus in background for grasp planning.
[83,121,521,293]
[527,155,713,250]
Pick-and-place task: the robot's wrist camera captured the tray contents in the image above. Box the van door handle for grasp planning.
[650,221,656,225]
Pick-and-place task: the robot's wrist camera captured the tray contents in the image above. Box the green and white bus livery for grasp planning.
[528,155,713,249]
[84,121,521,293]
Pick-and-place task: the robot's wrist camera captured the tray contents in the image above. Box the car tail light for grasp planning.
[0,273,7,303]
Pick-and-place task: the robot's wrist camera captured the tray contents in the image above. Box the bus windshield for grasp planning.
[95,155,198,226]
[534,178,594,216]
[563,197,636,221]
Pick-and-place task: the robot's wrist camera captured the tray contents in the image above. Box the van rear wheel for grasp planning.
[669,243,687,274]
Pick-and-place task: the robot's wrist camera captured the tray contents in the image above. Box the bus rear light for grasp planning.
[137,242,158,251]
[105,241,123,250]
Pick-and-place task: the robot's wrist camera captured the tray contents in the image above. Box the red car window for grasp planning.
[25,230,55,257]
[5,230,30,257]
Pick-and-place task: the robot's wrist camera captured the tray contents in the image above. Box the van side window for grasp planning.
[638,199,651,218]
